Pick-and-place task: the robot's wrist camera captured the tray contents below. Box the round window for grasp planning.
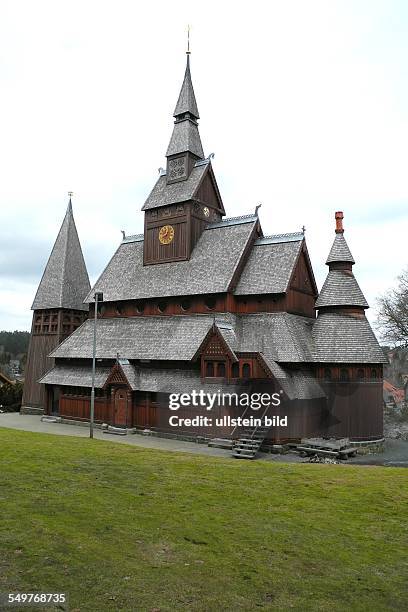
[205,297,216,310]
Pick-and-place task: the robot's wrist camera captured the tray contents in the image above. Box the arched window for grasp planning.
[324,368,332,381]
[181,299,191,311]
[136,301,145,314]
[157,301,168,313]
[371,369,378,379]
[205,362,214,377]
[217,362,226,378]
[231,362,240,378]
[204,296,216,310]
[357,368,365,380]
[340,368,350,382]
[242,363,251,378]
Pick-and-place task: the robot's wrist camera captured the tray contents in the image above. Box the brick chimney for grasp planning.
[335,211,344,234]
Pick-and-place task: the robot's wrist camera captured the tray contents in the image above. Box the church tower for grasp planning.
[142,52,225,265]
[21,197,90,414]
[315,211,368,314]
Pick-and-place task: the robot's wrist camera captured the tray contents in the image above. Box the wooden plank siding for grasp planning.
[320,381,383,440]
[60,396,111,423]
[96,290,317,320]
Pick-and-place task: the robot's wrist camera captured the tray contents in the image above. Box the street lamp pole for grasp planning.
[90,291,103,439]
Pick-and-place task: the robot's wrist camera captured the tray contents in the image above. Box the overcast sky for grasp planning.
[1,0,407,332]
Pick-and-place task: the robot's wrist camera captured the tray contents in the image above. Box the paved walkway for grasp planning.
[0,413,235,459]
[1,413,406,466]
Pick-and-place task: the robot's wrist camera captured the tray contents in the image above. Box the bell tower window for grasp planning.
[167,155,187,183]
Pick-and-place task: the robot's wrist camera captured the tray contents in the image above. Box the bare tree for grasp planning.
[377,268,408,346]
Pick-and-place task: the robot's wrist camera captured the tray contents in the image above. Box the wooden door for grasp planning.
[114,388,127,426]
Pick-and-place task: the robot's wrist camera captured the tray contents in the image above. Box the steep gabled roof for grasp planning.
[326,233,355,265]
[234,234,304,295]
[85,217,257,302]
[142,160,208,211]
[237,312,315,363]
[315,270,368,309]
[32,201,90,311]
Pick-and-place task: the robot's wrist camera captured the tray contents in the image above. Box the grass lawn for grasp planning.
[0,429,407,612]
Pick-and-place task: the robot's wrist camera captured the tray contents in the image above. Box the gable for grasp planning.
[194,164,225,215]
[289,244,318,296]
[193,324,238,362]
[234,236,304,296]
[104,364,131,389]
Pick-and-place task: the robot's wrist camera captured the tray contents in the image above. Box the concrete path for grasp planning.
[1,413,406,466]
[0,413,234,459]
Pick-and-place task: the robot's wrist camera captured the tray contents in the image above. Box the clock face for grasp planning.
[158,225,175,245]
[203,206,210,218]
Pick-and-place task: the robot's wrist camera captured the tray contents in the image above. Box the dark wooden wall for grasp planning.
[59,395,110,423]
[22,308,88,410]
[97,290,316,320]
[22,333,57,409]
[52,374,383,442]
[320,381,383,440]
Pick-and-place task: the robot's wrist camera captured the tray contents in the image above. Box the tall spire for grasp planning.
[32,195,90,311]
[166,52,204,160]
[173,55,200,120]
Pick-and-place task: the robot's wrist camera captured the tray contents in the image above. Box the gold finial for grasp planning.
[187,25,191,55]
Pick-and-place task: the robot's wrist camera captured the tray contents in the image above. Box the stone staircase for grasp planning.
[232,421,270,460]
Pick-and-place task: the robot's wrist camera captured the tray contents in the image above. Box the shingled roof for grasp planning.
[234,234,304,295]
[50,315,231,361]
[32,200,90,311]
[142,161,208,211]
[312,312,387,363]
[173,55,199,119]
[166,118,204,158]
[40,360,324,401]
[315,270,368,309]
[164,54,204,159]
[237,313,315,363]
[50,311,315,364]
[85,217,257,302]
[39,365,110,388]
[326,233,355,265]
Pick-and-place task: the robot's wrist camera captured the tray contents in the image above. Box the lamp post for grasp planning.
[90,291,103,439]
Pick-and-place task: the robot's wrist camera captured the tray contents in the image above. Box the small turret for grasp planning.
[315,211,368,312]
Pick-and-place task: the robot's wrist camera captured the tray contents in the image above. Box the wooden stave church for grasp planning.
[22,53,387,442]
